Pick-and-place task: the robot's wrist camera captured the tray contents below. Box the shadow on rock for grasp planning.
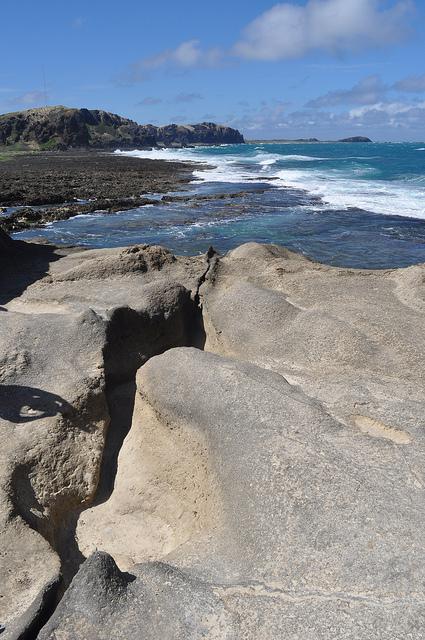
[0,232,61,305]
[0,384,73,423]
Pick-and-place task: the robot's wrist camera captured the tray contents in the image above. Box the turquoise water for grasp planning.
[13,142,425,268]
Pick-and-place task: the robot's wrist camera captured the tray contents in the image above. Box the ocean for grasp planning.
[13,141,425,268]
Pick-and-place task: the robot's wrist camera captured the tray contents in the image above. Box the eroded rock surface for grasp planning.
[1,238,424,639]
[0,240,207,638]
[201,243,425,432]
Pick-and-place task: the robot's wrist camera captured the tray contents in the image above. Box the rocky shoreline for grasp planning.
[0,150,197,233]
[0,230,424,639]
[0,151,270,236]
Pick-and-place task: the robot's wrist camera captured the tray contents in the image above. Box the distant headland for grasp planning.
[0,107,374,151]
[0,106,245,151]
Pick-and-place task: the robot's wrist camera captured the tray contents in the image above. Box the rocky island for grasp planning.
[0,229,424,639]
[338,136,373,143]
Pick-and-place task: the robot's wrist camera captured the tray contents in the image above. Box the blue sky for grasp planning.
[1,0,425,140]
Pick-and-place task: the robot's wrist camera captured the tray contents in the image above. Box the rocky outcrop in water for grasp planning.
[339,136,372,142]
[0,236,424,639]
[0,106,244,150]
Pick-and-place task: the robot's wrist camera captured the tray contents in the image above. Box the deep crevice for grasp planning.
[194,246,218,308]
[10,271,211,639]
[57,288,207,587]
[3,577,60,640]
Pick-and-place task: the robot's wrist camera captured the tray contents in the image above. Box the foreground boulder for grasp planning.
[0,240,424,639]
[42,345,425,638]
[38,552,234,640]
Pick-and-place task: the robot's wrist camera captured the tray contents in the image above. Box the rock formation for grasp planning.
[0,236,424,639]
[0,106,244,150]
[155,122,245,146]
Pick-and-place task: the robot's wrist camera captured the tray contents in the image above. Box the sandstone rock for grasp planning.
[40,345,425,638]
[38,548,425,640]
[201,243,425,431]
[1,240,424,639]
[50,245,176,282]
[38,552,235,640]
[2,576,59,640]
[0,308,108,633]
[0,241,208,636]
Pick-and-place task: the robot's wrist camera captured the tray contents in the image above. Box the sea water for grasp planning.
[13,142,425,268]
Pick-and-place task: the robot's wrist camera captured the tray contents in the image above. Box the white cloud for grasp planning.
[174,92,204,103]
[234,0,412,61]
[116,1,415,88]
[168,114,191,123]
[227,101,289,132]
[137,93,204,106]
[116,40,222,85]
[307,75,388,107]
[143,40,222,70]
[306,72,425,114]
[394,73,425,92]
[9,91,48,106]
[138,97,163,106]
[227,96,425,140]
[71,17,85,29]
[349,101,425,118]
[342,101,425,135]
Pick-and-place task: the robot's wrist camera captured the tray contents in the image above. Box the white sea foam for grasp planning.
[117,147,425,220]
[115,147,210,163]
[274,168,425,219]
[258,158,278,167]
[275,154,327,161]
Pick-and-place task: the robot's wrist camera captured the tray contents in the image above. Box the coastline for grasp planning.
[0,150,199,234]
[3,142,425,270]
